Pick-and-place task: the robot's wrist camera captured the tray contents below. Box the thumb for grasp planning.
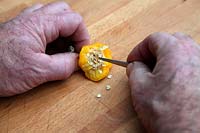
[39,53,79,81]
[127,61,152,93]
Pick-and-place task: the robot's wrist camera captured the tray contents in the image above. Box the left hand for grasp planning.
[0,2,90,96]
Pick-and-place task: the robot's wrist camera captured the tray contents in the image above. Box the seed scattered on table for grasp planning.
[106,85,111,90]
[96,93,102,98]
[107,74,112,79]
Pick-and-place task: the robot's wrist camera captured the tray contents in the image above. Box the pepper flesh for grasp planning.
[79,43,112,81]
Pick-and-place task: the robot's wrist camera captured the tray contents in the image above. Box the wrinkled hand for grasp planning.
[127,32,200,132]
[0,2,89,96]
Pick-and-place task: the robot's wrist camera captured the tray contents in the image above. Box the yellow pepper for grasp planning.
[79,43,112,81]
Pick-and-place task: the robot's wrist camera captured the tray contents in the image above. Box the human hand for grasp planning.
[0,2,89,96]
[127,32,200,132]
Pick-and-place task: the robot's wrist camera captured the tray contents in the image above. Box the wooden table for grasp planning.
[0,0,200,132]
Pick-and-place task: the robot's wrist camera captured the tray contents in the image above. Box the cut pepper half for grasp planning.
[79,43,112,81]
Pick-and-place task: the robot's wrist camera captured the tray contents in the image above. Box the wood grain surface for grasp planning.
[0,0,200,132]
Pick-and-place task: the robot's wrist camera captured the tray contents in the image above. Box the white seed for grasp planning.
[106,85,111,90]
[90,62,94,66]
[102,64,106,67]
[98,54,103,58]
[100,45,109,50]
[96,93,102,98]
[86,53,90,57]
[107,74,112,79]
[98,70,103,74]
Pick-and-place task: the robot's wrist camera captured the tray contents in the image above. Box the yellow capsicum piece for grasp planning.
[79,43,112,81]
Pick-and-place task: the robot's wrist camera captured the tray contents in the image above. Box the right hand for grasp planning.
[127,32,200,132]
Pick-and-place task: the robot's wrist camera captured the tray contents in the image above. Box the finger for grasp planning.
[40,12,90,52]
[127,61,154,131]
[21,4,43,14]
[35,1,72,14]
[127,32,177,68]
[39,53,79,81]
[127,62,152,93]
[70,20,90,52]
[127,38,156,69]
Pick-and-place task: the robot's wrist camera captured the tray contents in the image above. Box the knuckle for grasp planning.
[73,12,83,21]
[62,1,70,7]
[67,12,83,25]
[173,32,186,38]
[35,3,43,6]
[147,32,160,43]
[57,1,70,8]
[57,12,83,25]
[174,32,183,35]
[56,1,68,6]
[148,32,168,40]
[52,1,71,11]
